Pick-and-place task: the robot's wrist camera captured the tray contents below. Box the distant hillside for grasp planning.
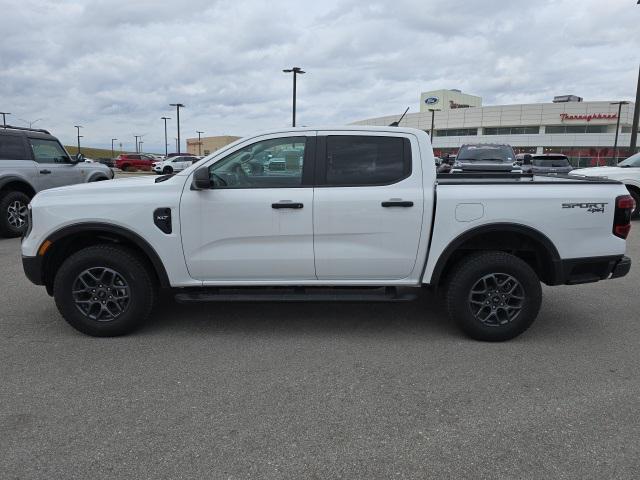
[65,146,159,159]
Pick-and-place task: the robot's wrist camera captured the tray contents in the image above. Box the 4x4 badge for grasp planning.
[562,202,607,213]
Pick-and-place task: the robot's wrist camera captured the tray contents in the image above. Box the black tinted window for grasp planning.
[457,145,515,162]
[324,136,410,186]
[0,135,27,160]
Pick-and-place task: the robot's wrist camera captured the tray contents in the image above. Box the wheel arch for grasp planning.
[429,223,561,287]
[41,222,171,293]
[0,176,37,198]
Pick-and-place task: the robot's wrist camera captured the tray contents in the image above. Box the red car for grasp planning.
[115,154,156,171]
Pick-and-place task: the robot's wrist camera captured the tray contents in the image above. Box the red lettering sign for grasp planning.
[560,113,617,122]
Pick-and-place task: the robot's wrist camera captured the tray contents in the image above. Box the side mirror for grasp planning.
[70,153,83,164]
[523,154,532,165]
[191,166,212,190]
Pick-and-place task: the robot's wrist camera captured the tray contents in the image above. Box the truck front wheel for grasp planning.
[53,245,156,337]
[445,251,542,341]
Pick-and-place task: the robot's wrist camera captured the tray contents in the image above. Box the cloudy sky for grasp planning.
[0,0,638,152]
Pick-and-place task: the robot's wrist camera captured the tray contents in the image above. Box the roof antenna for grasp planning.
[389,107,409,127]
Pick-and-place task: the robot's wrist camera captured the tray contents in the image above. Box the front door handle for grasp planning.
[272,202,304,209]
[382,200,413,207]
[39,169,52,174]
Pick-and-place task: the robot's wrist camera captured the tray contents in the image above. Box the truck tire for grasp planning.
[445,251,542,341]
[53,245,156,337]
[0,191,30,238]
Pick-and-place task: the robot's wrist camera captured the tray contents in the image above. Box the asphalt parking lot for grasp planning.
[1,228,639,479]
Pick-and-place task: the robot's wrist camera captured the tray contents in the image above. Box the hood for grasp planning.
[32,175,164,201]
[570,166,623,177]
[455,161,515,172]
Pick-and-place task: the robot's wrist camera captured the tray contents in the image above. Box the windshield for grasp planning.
[457,145,514,162]
[531,155,570,167]
[618,152,640,167]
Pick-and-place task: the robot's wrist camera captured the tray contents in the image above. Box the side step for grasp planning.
[175,286,418,303]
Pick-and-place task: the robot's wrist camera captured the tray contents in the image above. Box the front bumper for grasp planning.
[22,255,44,286]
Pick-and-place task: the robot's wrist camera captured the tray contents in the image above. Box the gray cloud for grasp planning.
[0,0,638,152]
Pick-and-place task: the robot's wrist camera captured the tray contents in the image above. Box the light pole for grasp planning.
[283,67,305,127]
[196,130,204,156]
[134,135,140,153]
[18,118,42,128]
[0,112,10,128]
[161,116,171,157]
[139,141,144,153]
[428,108,439,139]
[611,101,630,163]
[169,103,185,154]
[74,125,83,154]
[630,65,640,153]
[111,138,117,159]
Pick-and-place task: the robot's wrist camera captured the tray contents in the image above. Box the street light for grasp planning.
[196,130,204,156]
[74,125,83,154]
[169,103,185,154]
[428,108,440,139]
[282,67,305,127]
[111,138,117,159]
[174,137,179,152]
[611,101,630,163]
[139,141,144,153]
[134,135,141,153]
[0,112,10,128]
[18,118,42,128]
[630,65,640,153]
[161,116,171,157]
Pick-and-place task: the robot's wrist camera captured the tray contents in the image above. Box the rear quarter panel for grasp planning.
[423,181,630,284]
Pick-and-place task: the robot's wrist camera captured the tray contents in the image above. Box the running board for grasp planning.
[174,286,418,303]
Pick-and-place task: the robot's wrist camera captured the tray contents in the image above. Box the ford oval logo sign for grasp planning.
[425,96,439,105]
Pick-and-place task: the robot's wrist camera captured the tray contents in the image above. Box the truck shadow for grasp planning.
[143,289,460,339]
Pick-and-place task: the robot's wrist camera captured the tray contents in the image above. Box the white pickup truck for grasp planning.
[21,126,633,341]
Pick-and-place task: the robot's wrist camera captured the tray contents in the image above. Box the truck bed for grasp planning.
[436,172,620,185]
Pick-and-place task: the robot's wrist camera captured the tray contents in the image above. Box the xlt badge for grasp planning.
[153,207,172,233]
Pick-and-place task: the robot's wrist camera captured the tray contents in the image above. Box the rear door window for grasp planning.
[322,135,410,186]
[0,135,27,160]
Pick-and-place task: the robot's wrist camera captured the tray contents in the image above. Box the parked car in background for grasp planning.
[96,158,115,168]
[521,154,574,175]
[152,155,200,174]
[0,125,113,237]
[452,143,520,173]
[571,151,640,217]
[115,153,156,171]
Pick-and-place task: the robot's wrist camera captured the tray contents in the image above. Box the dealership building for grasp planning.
[352,89,637,166]
[186,135,240,156]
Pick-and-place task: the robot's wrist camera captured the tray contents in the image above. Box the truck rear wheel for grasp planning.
[445,251,542,341]
[0,191,30,238]
[53,245,156,337]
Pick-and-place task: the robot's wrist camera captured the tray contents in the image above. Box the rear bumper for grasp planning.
[553,255,631,285]
[22,255,44,286]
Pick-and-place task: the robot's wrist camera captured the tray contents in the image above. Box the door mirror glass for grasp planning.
[73,153,84,164]
[192,166,212,190]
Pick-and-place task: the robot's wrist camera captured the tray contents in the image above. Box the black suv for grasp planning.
[0,125,113,237]
[452,143,519,173]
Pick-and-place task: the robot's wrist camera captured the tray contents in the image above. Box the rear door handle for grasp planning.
[272,202,304,209]
[381,201,413,207]
[39,169,52,174]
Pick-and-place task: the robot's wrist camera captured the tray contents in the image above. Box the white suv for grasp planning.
[153,155,199,175]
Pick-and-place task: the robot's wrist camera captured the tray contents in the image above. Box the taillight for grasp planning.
[613,195,634,239]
